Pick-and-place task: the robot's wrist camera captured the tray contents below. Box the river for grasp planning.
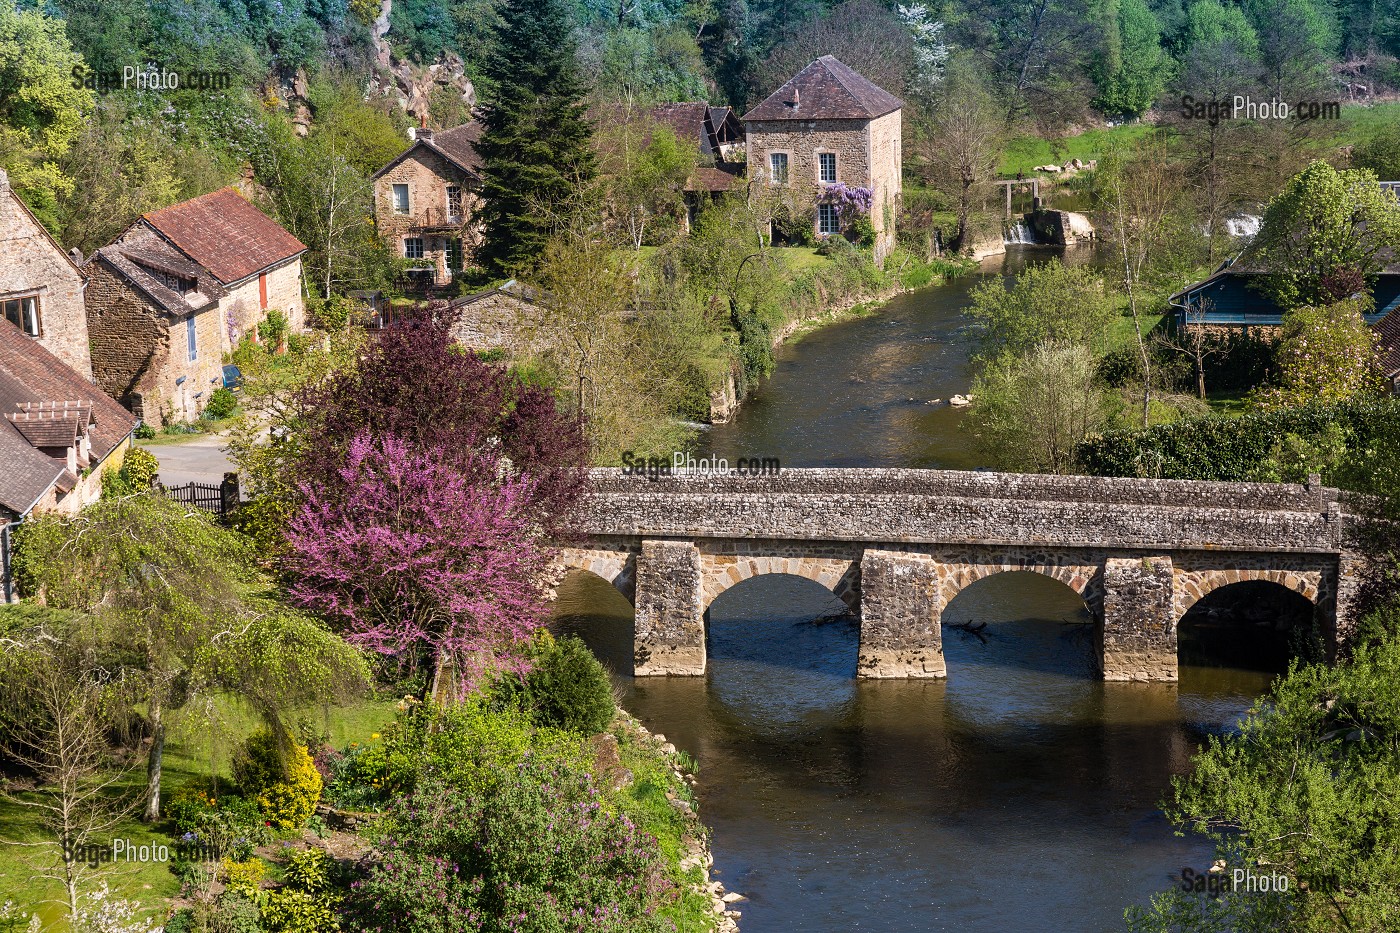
[554,246,1276,932]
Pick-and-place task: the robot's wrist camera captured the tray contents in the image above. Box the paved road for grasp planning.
[146,435,236,487]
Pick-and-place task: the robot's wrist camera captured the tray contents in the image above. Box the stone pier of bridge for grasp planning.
[558,469,1361,682]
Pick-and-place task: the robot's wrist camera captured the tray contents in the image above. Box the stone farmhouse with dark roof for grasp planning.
[84,188,307,426]
[372,122,484,290]
[743,55,903,257]
[0,317,137,525]
[0,168,93,379]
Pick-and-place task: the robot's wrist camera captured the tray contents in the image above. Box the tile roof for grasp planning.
[687,164,745,193]
[649,103,717,155]
[743,56,902,122]
[143,188,306,285]
[1376,305,1400,378]
[93,227,226,318]
[0,319,137,516]
[372,122,484,181]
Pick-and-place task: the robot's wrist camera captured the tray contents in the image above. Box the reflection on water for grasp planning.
[556,247,1275,931]
[555,572,1273,933]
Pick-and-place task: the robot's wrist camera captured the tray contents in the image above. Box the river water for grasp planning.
[555,246,1275,932]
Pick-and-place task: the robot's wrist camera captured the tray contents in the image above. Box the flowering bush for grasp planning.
[71,884,162,933]
[233,729,324,829]
[345,757,673,933]
[817,182,874,222]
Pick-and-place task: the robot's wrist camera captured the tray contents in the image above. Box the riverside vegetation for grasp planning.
[0,318,724,932]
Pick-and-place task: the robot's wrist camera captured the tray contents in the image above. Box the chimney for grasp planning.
[417,112,433,141]
[785,87,800,111]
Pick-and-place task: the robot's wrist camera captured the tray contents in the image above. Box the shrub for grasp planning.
[232,729,324,829]
[261,848,339,933]
[1075,397,1400,483]
[523,633,615,734]
[220,858,265,898]
[102,447,163,497]
[847,214,877,248]
[258,310,290,348]
[134,423,156,440]
[205,388,238,420]
[345,759,673,933]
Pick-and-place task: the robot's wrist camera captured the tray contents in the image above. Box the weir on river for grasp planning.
[553,246,1295,932]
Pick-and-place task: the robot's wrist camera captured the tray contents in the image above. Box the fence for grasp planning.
[159,472,241,519]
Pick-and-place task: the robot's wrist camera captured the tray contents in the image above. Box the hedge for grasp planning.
[1075,397,1400,481]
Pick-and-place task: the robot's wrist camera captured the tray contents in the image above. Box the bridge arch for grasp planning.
[934,555,1102,617]
[555,546,637,605]
[1174,568,1320,621]
[700,555,860,614]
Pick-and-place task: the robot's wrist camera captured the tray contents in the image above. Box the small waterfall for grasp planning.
[1224,215,1262,239]
[1005,221,1039,244]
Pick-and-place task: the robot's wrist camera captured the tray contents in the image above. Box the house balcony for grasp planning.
[411,206,466,233]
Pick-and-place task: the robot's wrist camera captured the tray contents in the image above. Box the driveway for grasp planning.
[146,435,236,487]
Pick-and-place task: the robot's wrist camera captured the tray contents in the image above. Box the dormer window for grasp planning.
[1,295,40,336]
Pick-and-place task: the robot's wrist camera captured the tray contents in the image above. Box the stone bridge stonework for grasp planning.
[557,469,1363,682]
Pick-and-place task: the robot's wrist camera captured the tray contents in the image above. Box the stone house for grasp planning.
[743,56,903,258]
[447,280,544,353]
[0,317,137,524]
[646,103,747,230]
[84,189,307,426]
[0,168,93,379]
[372,123,483,289]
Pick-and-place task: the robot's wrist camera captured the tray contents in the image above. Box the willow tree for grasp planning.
[13,495,368,821]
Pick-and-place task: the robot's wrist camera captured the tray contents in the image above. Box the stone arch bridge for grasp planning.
[556,469,1362,682]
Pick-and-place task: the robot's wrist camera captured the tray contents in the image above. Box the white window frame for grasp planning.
[768,151,790,186]
[1,294,41,337]
[817,203,840,236]
[818,152,837,184]
[392,183,410,214]
[404,236,424,259]
[446,185,463,219]
[186,315,197,361]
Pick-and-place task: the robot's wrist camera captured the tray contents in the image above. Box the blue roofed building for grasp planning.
[1169,262,1400,332]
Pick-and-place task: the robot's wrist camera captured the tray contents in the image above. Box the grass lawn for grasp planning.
[998,124,1156,177]
[1107,313,1167,350]
[1330,100,1400,148]
[773,245,830,274]
[0,695,397,930]
[1206,390,1251,417]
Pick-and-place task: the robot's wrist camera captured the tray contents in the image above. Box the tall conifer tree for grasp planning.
[475,0,595,274]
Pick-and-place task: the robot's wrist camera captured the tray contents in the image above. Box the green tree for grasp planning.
[1129,627,1400,932]
[965,340,1113,473]
[474,0,597,274]
[56,101,183,255]
[0,0,95,233]
[596,116,697,251]
[1092,0,1173,117]
[918,53,1003,253]
[1354,123,1400,182]
[1249,160,1400,310]
[1250,296,1383,408]
[966,262,1118,363]
[13,496,367,821]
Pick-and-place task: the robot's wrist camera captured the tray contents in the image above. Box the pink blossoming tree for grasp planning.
[285,433,551,688]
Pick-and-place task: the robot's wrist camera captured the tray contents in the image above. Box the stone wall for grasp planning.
[0,174,91,379]
[746,113,902,256]
[374,147,479,283]
[448,291,541,352]
[30,437,130,517]
[84,260,225,427]
[220,256,305,350]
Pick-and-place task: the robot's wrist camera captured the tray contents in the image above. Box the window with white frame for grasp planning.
[769,152,789,185]
[404,237,424,259]
[817,203,840,235]
[1,295,40,336]
[446,185,463,218]
[186,316,198,361]
[392,183,410,214]
[818,152,837,183]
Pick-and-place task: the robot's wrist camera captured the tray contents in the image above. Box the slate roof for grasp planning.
[92,228,226,318]
[1376,304,1400,378]
[142,188,306,285]
[0,321,137,517]
[372,122,484,182]
[742,56,902,122]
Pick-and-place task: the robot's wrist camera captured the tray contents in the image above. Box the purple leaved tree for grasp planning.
[285,433,550,692]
